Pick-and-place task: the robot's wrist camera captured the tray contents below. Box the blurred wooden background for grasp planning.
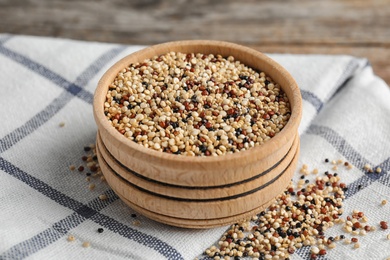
[1,0,389,84]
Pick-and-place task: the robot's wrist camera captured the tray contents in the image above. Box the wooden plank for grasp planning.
[0,0,388,84]
[1,0,389,45]
[249,44,390,86]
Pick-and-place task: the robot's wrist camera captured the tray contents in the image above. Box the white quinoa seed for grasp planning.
[82,241,90,248]
[364,163,372,171]
[67,235,75,242]
[105,52,291,156]
[88,183,95,190]
[99,194,108,200]
[311,246,319,254]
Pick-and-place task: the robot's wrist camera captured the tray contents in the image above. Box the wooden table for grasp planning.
[1,0,389,85]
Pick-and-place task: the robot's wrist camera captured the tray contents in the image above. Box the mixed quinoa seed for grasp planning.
[104,52,291,156]
[203,160,389,260]
[67,144,141,248]
[67,145,390,257]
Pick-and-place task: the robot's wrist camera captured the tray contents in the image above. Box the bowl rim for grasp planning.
[93,40,302,164]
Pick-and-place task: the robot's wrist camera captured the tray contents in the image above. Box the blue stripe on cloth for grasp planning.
[330,158,389,199]
[0,213,86,259]
[306,125,371,170]
[300,59,361,114]
[326,59,361,102]
[306,124,390,199]
[301,90,323,112]
[90,213,185,260]
[0,91,74,154]
[378,170,390,188]
[0,45,94,103]
[0,157,184,259]
[0,190,118,259]
[0,34,13,45]
[0,46,126,154]
[0,157,84,211]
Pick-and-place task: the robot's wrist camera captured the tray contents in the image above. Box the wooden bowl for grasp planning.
[96,131,299,200]
[96,133,299,220]
[93,40,302,228]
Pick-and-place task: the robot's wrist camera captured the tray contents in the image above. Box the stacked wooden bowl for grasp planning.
[93,40,302,228]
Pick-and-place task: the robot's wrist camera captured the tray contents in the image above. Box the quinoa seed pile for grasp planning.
[104,52,291,156]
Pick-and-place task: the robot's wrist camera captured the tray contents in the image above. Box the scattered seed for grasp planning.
[88,184,96,190]
[387,234,390,240]
[344,239,351,244]
[69,165,76,171]
[311,246,319,254]
[59,122,65,127]
[364,163,374,173]
[376,167,382,173]
[380,221,388,230]
[82,241,90,248]
[67,235,75,242]
[97,228,104,233]
[78,166,84,172]
[99,194,108,200]
[319,249,327,255]
[354,243,360,249]
[332,165,338,171]
[382,200,388,205]
[132,220,141,226]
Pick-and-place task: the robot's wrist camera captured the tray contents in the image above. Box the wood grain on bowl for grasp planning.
[97,131,299,200]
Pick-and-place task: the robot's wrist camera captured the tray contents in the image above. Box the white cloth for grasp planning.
[1,34,390,260]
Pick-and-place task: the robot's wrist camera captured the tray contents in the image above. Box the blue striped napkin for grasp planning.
[1,34,389,260]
